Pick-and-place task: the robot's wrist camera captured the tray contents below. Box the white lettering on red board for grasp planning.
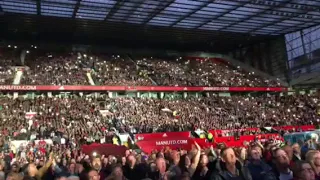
[155,140,188,146]
[202,87,229,91]
[0,85,37,90]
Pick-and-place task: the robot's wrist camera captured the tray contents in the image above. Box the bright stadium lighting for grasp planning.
[90,57,93,60]
[48,55,52,58]
[26,51,30,54]
[14,46,17,49]
[83,54,87,57]
[34,46,37,49]
[7,45,11,48]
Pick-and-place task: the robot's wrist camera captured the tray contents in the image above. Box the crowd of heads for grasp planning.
[0,130,319,180]
[0,51,15,85]
[0,47,319,180]
[90,55,152,86]
[2,48,283,86]
[22,53,89,85]
[136,58,282,87]
[0,93,318,143]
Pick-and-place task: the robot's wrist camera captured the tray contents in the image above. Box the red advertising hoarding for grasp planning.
[136,137,208,154]
[272,125,315,131]
[0,85,287,92]
[135,131,190,141]
[81,143,127,156]
[209,125,315,137]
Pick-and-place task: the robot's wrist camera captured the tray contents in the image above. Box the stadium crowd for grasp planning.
[0,51,16,85]
[0,89,314,180]
[90,56,152,86]
[0,126,318,180]
[1,49,282,86]
[21,54,89,85]
[135,58,281,87]
[0,48,318,180]
[0,93,318,142]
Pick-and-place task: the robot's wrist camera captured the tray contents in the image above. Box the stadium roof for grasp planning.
[0,0,319,51]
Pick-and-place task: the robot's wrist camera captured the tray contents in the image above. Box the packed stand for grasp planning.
[90,55,153,86]
[136,58,282,87]
[0,93,318,142]
[1,49,282,87]
[21,53,89,85]
[0,130,319,180]
[0,52,16,85]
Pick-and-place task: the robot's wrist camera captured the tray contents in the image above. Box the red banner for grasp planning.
[81,143,127,156]
[210,128,260,137]
[136,137,199,154]
[214,134,282,143]
[135,131,190,141]
[209,125,315,137]
[272,125,315,131]
[214,134,283,148]
[0,85,287,92]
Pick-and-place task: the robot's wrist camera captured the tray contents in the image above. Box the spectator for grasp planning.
[148,157,168,180]
[193,154,211,180]
[292,161,315,180]
[306,150,320,178]
[23,152,53,180]
[246,145,276,180]
[292,143,302,162]
[123,155,146,180]
[273,148,293,180]
[91,156,106,180]
[211,148,252,180]
[87,169,100,180]
[106,164,127,180]
[177,142,201,178]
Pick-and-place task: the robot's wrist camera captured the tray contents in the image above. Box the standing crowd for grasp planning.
[0,133,318,180]
[0,93,318,141]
